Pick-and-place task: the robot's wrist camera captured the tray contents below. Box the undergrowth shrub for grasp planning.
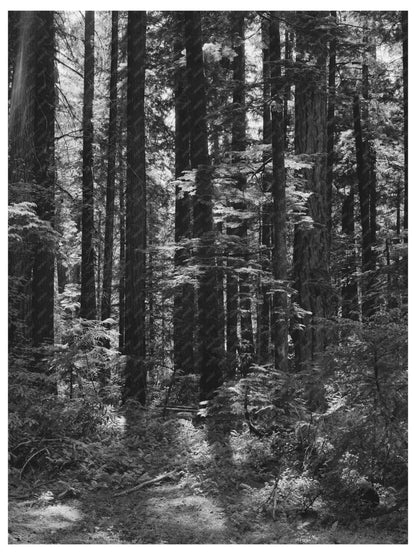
[9,318,122,478]
[208,309,407,521]
[270,469,321,517]
[285,310,407,519]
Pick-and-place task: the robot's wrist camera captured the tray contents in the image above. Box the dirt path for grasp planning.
[8,414,407,544]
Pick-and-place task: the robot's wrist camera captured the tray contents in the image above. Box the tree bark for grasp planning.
[258,17,272,364]
[293,12,329,374]
[341,187,358,319]
[230,12,254,375]
[80,11,97,320]
[270,14,288,373]
[185,11,222,400]
[326,11,337,256]
[173,13,195,376]
[359,20,378,317]
[352,94,376,318]
[101,11,119,321]
[402,11,408,238]
[9,12,56,348]
[8,12,37,346]
[283,28,293,148]
[119,167,125,352]
[31,11,55,347]
[124,11,147,404]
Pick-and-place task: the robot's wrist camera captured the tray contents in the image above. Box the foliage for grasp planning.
[9,319,123,479]
[9,202,59,250]
[8,9,407,542]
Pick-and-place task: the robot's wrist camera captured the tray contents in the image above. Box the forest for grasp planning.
[8,10,408,544]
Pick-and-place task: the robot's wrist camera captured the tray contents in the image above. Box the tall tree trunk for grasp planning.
[9,12,37,186]
[216,222,226,366]
[185,11,222,400]
[293,12,329,374]
[402,11,407,238]
[9,12,38,346]
[341,187,358,319]
[353,94,376,318]
[225,14,241,377]
[210,121,226,372]
[101,11,119,321]
[31,11,55,347]
[119,165,125,352]
[230,12,253,375]
[326,11,337,256]
[80,11,97,320]
[8,12,20,104]
[226,115,239,377]
[283,28,293,148]
[401,11,408,305]
[360,20,378,316]
[96,209,102,317]
[9,12,56,349]
[226,254,239,376]
[258,16,272,364]
[270,14,288,373]
[173,13,195,376]
[124,11,147,404]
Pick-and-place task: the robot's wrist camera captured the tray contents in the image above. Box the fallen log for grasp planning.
[113,470,180,497]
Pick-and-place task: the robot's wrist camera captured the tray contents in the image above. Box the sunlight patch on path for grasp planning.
[140,488,229,543]
[9,500,83,543]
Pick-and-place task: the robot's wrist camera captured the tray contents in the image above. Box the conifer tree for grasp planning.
[185,11,223,399]
[80,11,97,320]
[124,11,147,403]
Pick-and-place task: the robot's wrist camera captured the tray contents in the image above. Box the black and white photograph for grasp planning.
[8,5,408,544]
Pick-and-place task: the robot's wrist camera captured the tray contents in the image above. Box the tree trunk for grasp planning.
[225,13,242,377]
[293,12,329,374]
[283,28,293,148]
[185,11,222,400]
[402,11,407,238]
[9,12,37,186]
[9,12,37,346]
[8,12,19,104]
[119,167,125,352]
[326,11,337,256]
[270,14,288,373]
[80,11,97,320]
[173,13,195,376]
[226,255,239,376]
[31,11,55,347]
[341,187,358,319]
[230,12,253,375]
[9,12,56,349]
[124,11,147,404]
[352,94,376,318]
[360,21,378,317]
[96,209,102,317]
[101,11,119,321]
[258,16,272,364]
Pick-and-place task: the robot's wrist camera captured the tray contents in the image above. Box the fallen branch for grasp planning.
[20,448,48,479]
[163,406,198,412]
[114,471,180,497]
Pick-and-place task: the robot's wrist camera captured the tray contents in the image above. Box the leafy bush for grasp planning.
[9,319,122,477]
[207,309,407,521]
[285,309,408,518]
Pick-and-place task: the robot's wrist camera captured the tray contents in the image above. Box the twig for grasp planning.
[20,448,48,479]
[114,471,179,497]
[55,56,84,79]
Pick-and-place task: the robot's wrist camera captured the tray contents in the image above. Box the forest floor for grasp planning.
[8,408,407,544]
